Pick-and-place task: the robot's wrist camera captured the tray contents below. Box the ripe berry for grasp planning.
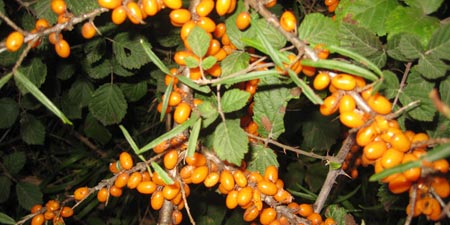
[35,19,50,30]
[298,203,313,217]
[54,39,71,58]
[51,0,67,15]
[5,31,24,52]
[137,181,157,194]
[196,0,214,17]
[163,182,181,200]
[173,102,192,124]
[163,149,179,169]
[260,207,277,225]
[214,23,226,38]
[127,172,143,189]
[119,152,134,170]
[257,180,278,196]
[31,214,45,225]
[216,0,231,16]
[339,110,366,128]
[191,166,209,184]
[331,74,356,90]
[127,2,143,24]
[280,11,296,32]
[142,0,159,16]
[169,9,191,25]
[114,172,130,188]
[109,185,123,197]
[112,6,127,25]
[226,190,239,209]
[243,205,260,222]
[196,16,216,33]
[236,12,251,30]
[220,170,235,192]
[98,0,121,9]
[264,165,279,183]
[60,206,74,218]
[151,191,164,210]
[163,0,182,9]
[81,22,97,39]
[74,186,89,201]
[313,72,331,90]
[97,188,109,202]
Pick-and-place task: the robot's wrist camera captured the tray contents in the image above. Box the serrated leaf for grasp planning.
[325,205,348,225]
[298,13,339,46]
[56,62,76,80]
[83,113,112,145]
[201,56,217,70]
[197,101,219,128]
[16,58,47,95]
[113,33,151,69]
[88,84,127,125]
[403,0,443,14]
[0,176,12,203]
[221,89,250,113]
[221,51,250,77]
[0,98,19,129]
[82,58,113,79]
[32,0,57,24]
[247,144,278,174]
[187,26,211,58]
[83,38,105,65]
[379,70,399,99]
[387,33,424,61]
[184,56,200,68]
[151,162,174,185]
[428,23,450,60]
[20,114,45,145]
[416,53,447,79]
[224,1,255,50]
[3,152,26,175]
[213,120,248,166]
[439,76,450,106]
[119,82,148,102]
[0,212,15,225]
[61,92,82,119]
[385,6,440,46]
[336,0,399,36]
[301,111,340,151]
[113,58,135,77]
[140,39,170,75]
[253,76,292,139]
[68,79,94,108]
[399,70,436,121]
[254,19,286,50]
[16,182,43,210]
[66,0,98,15]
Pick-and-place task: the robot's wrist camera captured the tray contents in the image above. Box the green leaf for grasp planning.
[338,23,386,68]
[385,6,440,46]
[213,120,248,166]
[83,113,112,145]
[151,162,174,185]
[224,1,255,50]
[201,56,217,70]
[187,118,201,158]
[327,45,383,78]
[68,79,94,108]
[247,144,278,174]
[113,59,135,77]
[88,84,128,125]
[177,76,211,93]
[20,114,45,145]
[288,70,322,105]
[216,69,280,86]
[16,182,43,210]
[300,59,378,81]
[0,72,12,90]
[33,0,57,24]
[16,58,47,95]
[66,0,98,15]
[325,205,348,225]
[0,212,15,225]
[113,33,151,70]
[416,53,447,79]
[82,58,113,79]
[197,101,219,128]
[301,111,340,151]
[119,82,148,102]
[403,0,443,14]
[253,76,292,139]
[221,51,250,77]
[140,39,171,75]
[254,19,286,50]
[119,125,140,154]
[254,22,283,68]
[336,0,399,36]
[0,98,19,129]
[428,23,450,60]
[160,78,174,121]
[298,13,339,46]
[3,151,26,175]
[83,38,105,65]
[379,70,399,99]
[439,75,450,106]
[56,62,76,80]
[0,176,12,203]
[399,70,436,121]
[184,56,200,68]
[187,26,211,58]
[61,92,82,119]
[221,89,250,113]
[387,33,424,61]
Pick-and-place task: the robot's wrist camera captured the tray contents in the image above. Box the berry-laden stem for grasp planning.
[313,132,356,212]
[158,200,174,225]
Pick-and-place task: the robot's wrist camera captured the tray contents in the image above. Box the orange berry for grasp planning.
[264,0,277,7]
[111,6,127,25]
[152,171,167,186]
[236,12,251,30]
[280,11,296,32]
[307,213,323,225]
[233,170,248,188]
[5,31,24,52]
[313,72,331,90]
[431,177,450,198]
[163,0,182,9]
[298,203,314,217]
[31,214,45,225]
[331,74,356,90]
[388,174,411,194]
[163,149,179,170]
[206,63,222,77]
[170,9,191,25]
[126,2,143,24]
[328,1,339,13]
[214,23,226,38]
[226,190,239,209]
[60,206,74,218]
[98,0,121,9]
[380,148,404,169]
[172,209,183,224]
[173,102,191,124]
[126,172,142,189]
[142,0,159,16]
[51,0,67,15]
[401,154,421,182]
[273,188,292,204]
[35,18,50,30]
[31,204,43,214]
[151,191,164,210]
[432,159,449,173]
[110,185,123,197]
[301,64,316,77]
[119,152,133,170]
[196,16,216,33]
[320,93,339,116]
[363,141,387,160]
[54,39,71,58]
[216,0,231,16]
[367,93,392,115]
[191,165,209,184]
[356,123,379,146]
[237,186,253,207]
[81,22,97,39]
[137,181,157,194]
[264,165,279,183]
[324,0,338,6]
[243,205,260,222]
[260,207,277,225]
[339,94,356,113]
[74,186,89,201]
[45,200,60,211]
[163,182,181,200]
[340,110,366,128]
[97,187,109,202]
[220,170,235,192]
[204,171,220,187]
[114,172,130,188]
[257,180,278,196]
[196,0,214,17]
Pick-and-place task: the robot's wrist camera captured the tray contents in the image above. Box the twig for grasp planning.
[216,85,226,121]
[392,62,412,109]
[178,178,196,225]
[404,184,417,225]
[72,131,108,158]
[429,89,450,119]
[0,11,27,33]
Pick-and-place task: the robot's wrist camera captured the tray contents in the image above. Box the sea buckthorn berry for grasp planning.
[48,32,63,45]
[111,6,127,25]
[214,48,227,61]
[172,210,183,225]
[280,11,296,32]
[46,200,60,211]
[237,186,253,207]
[340,110,366,128]
[98,0,121,9]
[301,65,316,77]
[174,102,192,124]
[174,50,194,66]
[265,0,277,7]
[315,44,330,59]
[248,171,264,183]
[320,93,339,116]
[35,19,50,30]
[127,172,143,189]
[257,180,278,196]
[74,187,89,201]
[388,174,411,194]
[406,202,421,217]
[31,214,45,225]
[180,165,195,182]
[196,0,214,17]
[163,182,181,200]
[260,207,277,225]
[331,74,356,90]
[431,177,450,198]
[163,0,182,9]
[109,161,121,173]
[60,206,74,218]
[220,170,235,192]
[243,205,260,222]
[204,171,220,187]
[380,148,404,169]
[264,165,278,183]
[363,141,387,160]
[45,210,56,220]
[143,0,159,16]
[339,95,356,113]
[191,166,209,184]
[401,154,421,182]
[55,39,71,58]
[412,132,429,145]
[328,1,339,13]
[163,149,178,170]
[97,188,109,202]
[170,9,191,25]
[227,0,237,13]
[196,16,216,33]
[233,170,248,188]
[152,171,166,185]
[274,189,292,204]
[356,123,379,146]
[165,75,179,86]
[165,91,182,107]
[81,22,96,39]
[307,213,323,225]
[313,72,331,90]
[51,0,67,15]
[114,172,130,188]
[236,12,251,30]
[214,23,226,38]
[137,181,157,194]
[216,0,231,16]
[31,204,42,213]
[153,140,170,153]
[119,152,133,170]
[226,190,239,209]
[185,152,206,167]
[5,31,24,52]
[381,128,411,152]
[142,171,151,181]
[432,159,449,173]
[298,203,314,217]
[180,21,196,40]
[206,39,221,56]
[367,93,392,115]
[151,191,164,210]
[325,0,338,6]
[126,2,143,24]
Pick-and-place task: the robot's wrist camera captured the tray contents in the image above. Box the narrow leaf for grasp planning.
[140,39,171,75]
[187,118,201,158]
[151,162,174,185]
[215,69,280,86]
[254,23,283,68]
[288,69,323,105]
[16,58,47,95]
[119,125,140,154]
[0,72,12,90]
[328,45,383,78]
[177,75,211,93]
[300,59,378,81]
[0,212,15,225]
[160,79,174,121]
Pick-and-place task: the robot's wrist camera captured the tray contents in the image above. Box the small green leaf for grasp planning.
[298,13,339,46]
[187,118,201,158]
[0,212,15,225]
[187,26,211,58]
[16,182,43,210]
[254,19,286,50]
[201,56,217,70]
[387,33,424,61]
[184,56,200,68]
[151,162,174,185]
[177,76,211,93]
[0,98,19,129]
[66,0,98,15]
[428,23,450,60]
[416,53,447,79]
[213,120,248,166]
[325,205,348,225]
[3,151,26,175]
[68,79,94,108]
[247,144,278,174]
[403,0,443,14]
[83,113,112,145]
[379,70,399,99]
[197,101,219,128]
[20,114,45,145]
[82,58,113,79]
[83,38,105,65]
[0,176,12,203]
[119,125,140,154]
[119,82,148,102]
[113,33,151,69]
[88,84,128,125]
[301,111,340,151]
[0,72,12,90]
[56,62,76,80]
[16,58,47,95]
[221,89,250,113]
[160,78,174,121]
[288,70,322,105]
[140,39,171,75]
[221,51,250,77]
